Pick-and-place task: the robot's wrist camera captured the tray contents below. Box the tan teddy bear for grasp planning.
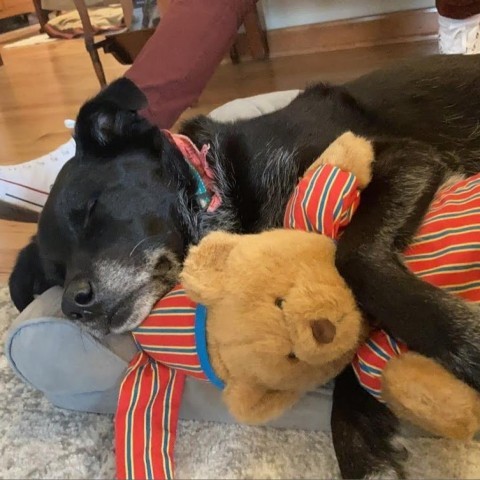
[182,228,366,423]
[180,132,480,440]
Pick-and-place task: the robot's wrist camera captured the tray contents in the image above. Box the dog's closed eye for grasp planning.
[155,255,173,274]
[83,198,98,228]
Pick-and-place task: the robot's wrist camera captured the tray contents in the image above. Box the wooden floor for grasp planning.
[0,37,437,282]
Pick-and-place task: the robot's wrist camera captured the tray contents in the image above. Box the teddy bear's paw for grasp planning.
[310,131,375,189]
[381,352,480,440]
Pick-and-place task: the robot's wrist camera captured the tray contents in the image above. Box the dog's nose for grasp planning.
[311,318,336,344]
[62,277,99,320]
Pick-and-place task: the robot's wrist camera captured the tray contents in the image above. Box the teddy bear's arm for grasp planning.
[284,161,362,239]
[353,329,480,439]
[306,131,375,189]
[284,132,376,239]
[381,351,480,440]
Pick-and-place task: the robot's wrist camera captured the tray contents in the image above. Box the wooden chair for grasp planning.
[69,0,268,87]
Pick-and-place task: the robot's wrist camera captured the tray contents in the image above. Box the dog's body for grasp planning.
[9,54,480,478]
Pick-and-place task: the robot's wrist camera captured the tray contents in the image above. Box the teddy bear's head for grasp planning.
[181,229,366,424]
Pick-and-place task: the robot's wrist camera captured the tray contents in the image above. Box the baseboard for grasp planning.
[235,7,438,59]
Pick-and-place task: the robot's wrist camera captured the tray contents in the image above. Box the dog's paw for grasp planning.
[309,131,375,189]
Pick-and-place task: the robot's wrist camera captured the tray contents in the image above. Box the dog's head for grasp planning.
[9,79,202,336]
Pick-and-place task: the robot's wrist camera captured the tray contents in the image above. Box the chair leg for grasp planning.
[32,0,51,33]
[243,5,269,60]
[73,0,107,86]
[87,43,107,87]
[230,43,240,64]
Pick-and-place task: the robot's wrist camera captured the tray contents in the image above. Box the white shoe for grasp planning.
[439,14,480,54]
[0,120,76,214]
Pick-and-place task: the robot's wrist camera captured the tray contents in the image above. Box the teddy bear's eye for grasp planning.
[275,297,285,309]
[287,352,298,361]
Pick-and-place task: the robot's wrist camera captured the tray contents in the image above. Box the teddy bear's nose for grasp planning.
[311,319,336,344]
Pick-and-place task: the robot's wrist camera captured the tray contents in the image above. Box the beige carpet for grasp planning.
[1,285,480,478]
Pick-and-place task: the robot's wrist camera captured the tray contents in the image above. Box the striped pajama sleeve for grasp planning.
[115,352,185,480]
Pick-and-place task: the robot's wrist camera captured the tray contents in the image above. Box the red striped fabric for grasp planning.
[351,331,409,399]
[132,285,208,381]
[115,285,207,480]
[404,175,480,302]
[283,163,360,235]
[115,353,185,480]
[355,174,480,398]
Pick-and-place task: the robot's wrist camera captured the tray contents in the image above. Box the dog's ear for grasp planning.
[94,76,148,112]
[9,238,53,311]
[180,115,219,144]
[74,77,151,155]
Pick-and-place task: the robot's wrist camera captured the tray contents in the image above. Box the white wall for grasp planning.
[262,0,436,30]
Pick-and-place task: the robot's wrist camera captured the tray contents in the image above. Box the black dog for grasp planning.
[9,54,480,478]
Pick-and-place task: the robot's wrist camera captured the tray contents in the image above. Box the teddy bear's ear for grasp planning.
[180,231,240,305]
[222,381,300,425]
